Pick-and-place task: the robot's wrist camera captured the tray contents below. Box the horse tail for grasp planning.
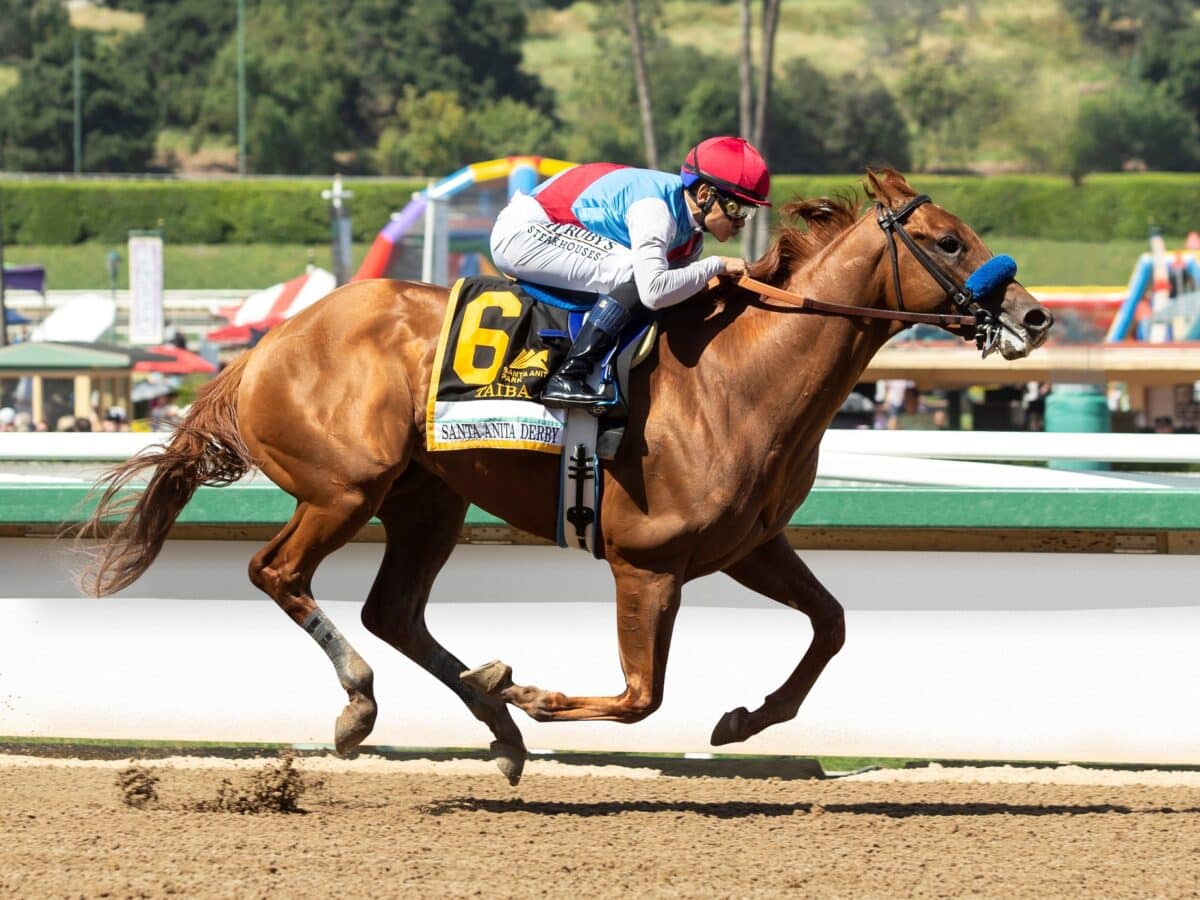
[76,353,255,597]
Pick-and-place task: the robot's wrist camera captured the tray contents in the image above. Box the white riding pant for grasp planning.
[490,192,635,296]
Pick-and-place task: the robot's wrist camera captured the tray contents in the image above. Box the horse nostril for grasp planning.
[1024,308,1053,332]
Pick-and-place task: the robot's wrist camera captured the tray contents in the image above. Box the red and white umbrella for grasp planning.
[133,344,217,375]
[208,268,337,344]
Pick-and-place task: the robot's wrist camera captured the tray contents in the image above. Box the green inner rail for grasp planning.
[4,483,1198,530]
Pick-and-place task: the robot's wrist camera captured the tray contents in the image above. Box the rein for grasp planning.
[730,193,1014,350]
[734,275,978,331]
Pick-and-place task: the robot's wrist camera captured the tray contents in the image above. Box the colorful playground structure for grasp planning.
[1022,231,1200,345]
[1104,230,1200,342]
[353,155,577,285]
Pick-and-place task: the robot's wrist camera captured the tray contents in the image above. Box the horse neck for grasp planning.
[707,219,897,440]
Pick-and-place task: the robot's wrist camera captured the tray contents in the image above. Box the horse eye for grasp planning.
[937,235,962,254]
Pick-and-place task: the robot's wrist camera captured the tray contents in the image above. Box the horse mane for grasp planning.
[746,167,917,286]
[745,194,860,285]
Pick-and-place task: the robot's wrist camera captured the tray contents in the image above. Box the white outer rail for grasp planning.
[4,430,1198,462]
[2,431,1196,490]
[820,430,1200,463]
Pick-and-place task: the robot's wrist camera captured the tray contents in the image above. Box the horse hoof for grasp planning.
[490,740,527,786]
[461,660,514,696]
[334,695,378,757]
[710,706,749,746]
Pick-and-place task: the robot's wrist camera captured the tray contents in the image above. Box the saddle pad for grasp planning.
[427,277,567,453]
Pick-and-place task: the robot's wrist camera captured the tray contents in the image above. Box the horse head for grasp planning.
[865,168,1053,359]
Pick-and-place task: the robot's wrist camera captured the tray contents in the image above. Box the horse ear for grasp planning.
[864,167,914,208]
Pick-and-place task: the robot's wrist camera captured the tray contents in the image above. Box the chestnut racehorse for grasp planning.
[80,170,1051,784]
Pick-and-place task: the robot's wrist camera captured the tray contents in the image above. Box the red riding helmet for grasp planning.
[680,136,771,206]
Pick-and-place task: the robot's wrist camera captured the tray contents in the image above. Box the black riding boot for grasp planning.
[541,295,630,409]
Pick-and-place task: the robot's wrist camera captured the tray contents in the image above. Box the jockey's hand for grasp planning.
[718,257,747,277]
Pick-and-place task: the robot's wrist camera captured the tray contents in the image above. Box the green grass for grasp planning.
[991,236,1156,286]
[3,237,1159,290]
[2,243,374,290]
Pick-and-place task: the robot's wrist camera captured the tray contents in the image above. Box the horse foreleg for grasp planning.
[363,475,528,785]
[462,565,682,724]
[249,493,381,756]
[710,533,846,745]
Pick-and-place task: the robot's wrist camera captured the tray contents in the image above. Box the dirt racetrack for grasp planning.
[2,754,1199,898]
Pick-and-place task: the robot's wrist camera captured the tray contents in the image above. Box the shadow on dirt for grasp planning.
[419,797,1200,819]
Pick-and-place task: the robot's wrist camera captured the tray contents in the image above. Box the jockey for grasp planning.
[489,135,771,409]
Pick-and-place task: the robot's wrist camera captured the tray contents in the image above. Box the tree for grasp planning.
[468,97,566,160]
[79,36,158,172]
[374,88,562,176]
[762,59,911,174]
[120,0,237,127]
[195,4,362,174]
[863,0,955,58]
[0,25,156,173]
[340,0,551,145]
[1060,0,1199,51]
[740,0,782,259]
[760,58,833,173]
[0,0,67,64]
[738,0,752,141]
[823,74,913,173]
[626,0,658,168]
[668,59,742,165]
[1068,82,1200,175]
[1140,22,1200,125]
[898,48,1011,169]
[374,88,474,176]
[0,25,74,172]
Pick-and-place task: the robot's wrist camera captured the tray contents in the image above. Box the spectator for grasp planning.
[55,414,77,432]
[0,407,14,432]
[103,406,130,432]
[876,379,914,430]
[1153,415,1175,434]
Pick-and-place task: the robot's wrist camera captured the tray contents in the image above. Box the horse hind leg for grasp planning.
[249,491,382,756]
[462,564,684,727]
[362,470,528,785]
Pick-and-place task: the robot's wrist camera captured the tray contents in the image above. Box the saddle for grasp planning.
[427,275,657,459]
[427,275,658,556]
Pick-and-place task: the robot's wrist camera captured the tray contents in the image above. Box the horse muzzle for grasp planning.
[988,283,1054,360]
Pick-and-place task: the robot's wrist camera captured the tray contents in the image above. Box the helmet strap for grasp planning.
[687,184,717,233]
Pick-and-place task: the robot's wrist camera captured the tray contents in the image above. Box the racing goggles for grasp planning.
[714,192,757,221]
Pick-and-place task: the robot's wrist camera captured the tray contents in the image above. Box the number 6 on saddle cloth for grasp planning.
[425,275,658,550]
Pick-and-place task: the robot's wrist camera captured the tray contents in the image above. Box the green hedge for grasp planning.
[0,178,426,245]
[770,173,1200,242]
[2,173,1199,245]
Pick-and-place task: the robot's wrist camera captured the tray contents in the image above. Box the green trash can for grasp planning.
[1044,385,1110,471]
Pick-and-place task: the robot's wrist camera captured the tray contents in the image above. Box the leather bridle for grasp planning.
[875,194,1002,348]
[730,194,1011,352]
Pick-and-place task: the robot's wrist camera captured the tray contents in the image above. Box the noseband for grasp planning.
[876,194,1010,351]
